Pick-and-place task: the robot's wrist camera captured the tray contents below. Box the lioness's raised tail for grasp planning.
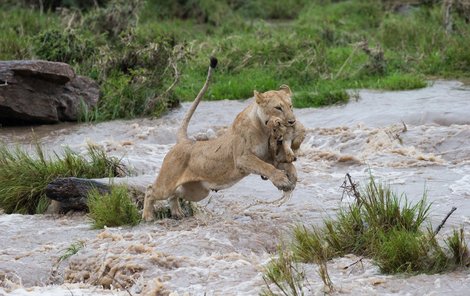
[177,57,218,143]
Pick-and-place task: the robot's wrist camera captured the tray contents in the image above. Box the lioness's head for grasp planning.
[254,85,296,127]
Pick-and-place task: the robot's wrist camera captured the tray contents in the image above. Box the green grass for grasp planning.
[0,143,125,214]
[376,73,428,90]
[58,240,86,263]
[2,0,470,120]
[87,185,141,229]
[263,177,470,293]
[261,246,307,296]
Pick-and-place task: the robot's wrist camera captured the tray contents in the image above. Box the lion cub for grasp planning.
[267,117,306,167]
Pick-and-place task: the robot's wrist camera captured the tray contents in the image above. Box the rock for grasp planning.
[0,60,99,125]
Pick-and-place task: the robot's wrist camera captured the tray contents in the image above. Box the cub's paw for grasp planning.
[285,150,296,163]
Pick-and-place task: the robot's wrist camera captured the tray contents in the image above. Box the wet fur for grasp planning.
[268,118,306,166]
[142,73,298,220]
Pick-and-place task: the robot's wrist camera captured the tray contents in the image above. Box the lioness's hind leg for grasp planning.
[180,181,210,202]
[169,194,184,219]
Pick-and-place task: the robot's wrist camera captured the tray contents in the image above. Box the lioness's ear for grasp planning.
[254,90,265,104]
[279,84,292,96]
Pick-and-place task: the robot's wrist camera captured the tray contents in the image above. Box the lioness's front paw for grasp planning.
[271,170,291,191]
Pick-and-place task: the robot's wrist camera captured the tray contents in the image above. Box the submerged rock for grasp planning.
[0,60,99,125]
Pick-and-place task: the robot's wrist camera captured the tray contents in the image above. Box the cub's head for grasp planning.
[254,85,296,127]
[267,117,287,141]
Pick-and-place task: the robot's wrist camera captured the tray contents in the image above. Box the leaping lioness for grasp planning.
[142,57,298,221]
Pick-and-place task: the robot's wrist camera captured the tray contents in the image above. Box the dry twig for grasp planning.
[433,206,457,236]
[340,173,361,203]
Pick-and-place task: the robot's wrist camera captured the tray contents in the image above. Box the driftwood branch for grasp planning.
[343,257,363,270]
[433,206,457,236]
[341,173,361,202]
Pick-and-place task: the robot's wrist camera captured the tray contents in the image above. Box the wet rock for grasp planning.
[0,60,99,125]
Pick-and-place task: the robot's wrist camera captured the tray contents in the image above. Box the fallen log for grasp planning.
[45,177,111,213]
[45,176,150,213]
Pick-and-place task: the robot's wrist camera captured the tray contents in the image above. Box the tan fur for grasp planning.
[142,85,298,221]
[267,117,306,167]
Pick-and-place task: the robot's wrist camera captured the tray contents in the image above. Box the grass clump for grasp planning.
[153,199,197,220]
[377,73,427,91]
[87,185,141,229]
[263,176,470,293]
[446,228,470,267]
[261,246,307,296]
[58,240,86,263]
[0,143,125,214]
[32,29,97,64]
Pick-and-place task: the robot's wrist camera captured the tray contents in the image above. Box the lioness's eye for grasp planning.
[275,106,283,111]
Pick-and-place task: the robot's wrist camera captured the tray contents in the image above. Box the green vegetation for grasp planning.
[1,0,469,119]
[0,144,125,214]
[152,199,197,220]
[87,185,141,229]
[262,177,470,294]
[58,240,86,263]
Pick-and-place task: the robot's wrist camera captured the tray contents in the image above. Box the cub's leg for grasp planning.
[291,121,306,152]
[281,139,296,163]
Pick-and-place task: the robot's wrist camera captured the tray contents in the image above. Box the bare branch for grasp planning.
[434,206,457,236]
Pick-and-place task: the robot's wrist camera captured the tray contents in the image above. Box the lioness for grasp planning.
[142,59,298,221]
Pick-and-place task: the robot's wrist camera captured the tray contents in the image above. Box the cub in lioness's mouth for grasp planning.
[142,58,299,221]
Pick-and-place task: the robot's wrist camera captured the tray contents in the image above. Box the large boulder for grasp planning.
[0,60,99,125]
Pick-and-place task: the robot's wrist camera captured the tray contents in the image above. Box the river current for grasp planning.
[0,81,469,295]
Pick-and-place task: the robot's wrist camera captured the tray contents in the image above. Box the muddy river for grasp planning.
[0,81,469,295]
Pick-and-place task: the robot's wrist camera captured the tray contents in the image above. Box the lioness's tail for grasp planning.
[177,57,218,143]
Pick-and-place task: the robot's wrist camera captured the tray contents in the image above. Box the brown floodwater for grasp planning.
[0,81,469,295]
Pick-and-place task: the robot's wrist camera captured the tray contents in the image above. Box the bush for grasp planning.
[0,144,125,214]
[263,176,470,292]
[87,185,141,229]
[0,7,61,60]
[84,0,141,38]
[32,29,96,64]
[17,0,109,11]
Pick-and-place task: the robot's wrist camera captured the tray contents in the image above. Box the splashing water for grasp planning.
[1,81,469,295]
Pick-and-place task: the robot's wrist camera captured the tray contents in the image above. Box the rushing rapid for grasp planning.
[1,81,469,295]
